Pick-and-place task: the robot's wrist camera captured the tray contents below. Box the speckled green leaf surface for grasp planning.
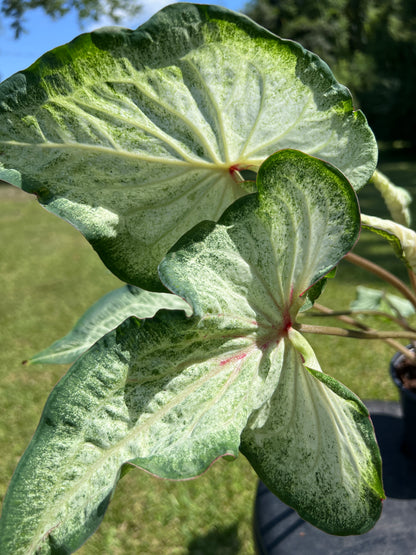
[0,313,260,554]
[0,2,376,289]
[0,151,378,553]
[240,331,384,536]
[29,285,192,365]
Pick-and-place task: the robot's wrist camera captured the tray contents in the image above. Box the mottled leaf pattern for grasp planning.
[29,285,192,365]
[0,150,380,554]
[241,332,383,536]
[0,3,377,288]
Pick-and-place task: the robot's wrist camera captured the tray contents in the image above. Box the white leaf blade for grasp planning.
[0,313,262,554]
[0,4,376,288]
[241,339,384,535]
[371,169,412,227]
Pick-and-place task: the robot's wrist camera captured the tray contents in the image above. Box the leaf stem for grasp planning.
[408,268,416,295]
[309,305,416,332]
[294,322,416,341]
[311,303,416,363]
[344,252,416,310]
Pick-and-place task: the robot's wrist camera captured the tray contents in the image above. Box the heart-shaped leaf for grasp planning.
[28,285,192,365]
[0,3,377,289]
[241,329,383,536]
[0,151,380,553]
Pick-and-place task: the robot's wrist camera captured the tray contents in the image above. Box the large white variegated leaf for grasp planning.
[0,313,261,554]
[160,150,360,320]
[0,151,380,554]
[0,3,377,289]
[241,330,383,536]
[361,213,416,272]
[29,285,192,365]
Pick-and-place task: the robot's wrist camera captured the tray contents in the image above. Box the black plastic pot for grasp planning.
[390,349,416,460]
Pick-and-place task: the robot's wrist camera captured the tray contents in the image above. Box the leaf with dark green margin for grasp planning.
[29,285,192,365]
[0,3,377,290]
[0,151,380,554]
[240,333,383,535]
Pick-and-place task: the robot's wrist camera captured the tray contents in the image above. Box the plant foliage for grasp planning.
[0,3,384,552]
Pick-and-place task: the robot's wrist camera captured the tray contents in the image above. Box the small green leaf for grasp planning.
[0,3,377,289]
[300,267,337,313]
[350,285,415,318]
[29,285,192,365]
[361,213,416,272]
[371,169,412,227]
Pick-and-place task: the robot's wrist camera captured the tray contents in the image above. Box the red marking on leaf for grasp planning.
[281,308,292,335]
[220,352,247,366]
[229,164,240,174]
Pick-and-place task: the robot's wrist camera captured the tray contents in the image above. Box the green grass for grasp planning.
[0,151,415,553]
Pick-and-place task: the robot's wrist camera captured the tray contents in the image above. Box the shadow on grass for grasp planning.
[187,523,242,554]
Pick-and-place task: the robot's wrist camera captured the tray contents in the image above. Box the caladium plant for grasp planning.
[6,2,416,553]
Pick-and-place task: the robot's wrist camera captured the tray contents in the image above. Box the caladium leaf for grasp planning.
[361,213,416,272]
[371,169,412,227]
[0,163,21,187]
[350,285,415,318]
[0,151,379,553]
[241,328,383,536]
[0,2,377,289]
[28,285,192,365]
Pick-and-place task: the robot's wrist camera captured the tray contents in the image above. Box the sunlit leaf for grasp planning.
[29,285,192,365]
[0,3,377,289]
[350,285,415,318]
[371,169,412,227]
[361,213,416,272]
[241,329,384,536]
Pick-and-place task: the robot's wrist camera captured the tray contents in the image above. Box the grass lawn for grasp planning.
[0,150,415,554]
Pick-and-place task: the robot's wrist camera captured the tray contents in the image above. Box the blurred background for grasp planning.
[1,1,415,553]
